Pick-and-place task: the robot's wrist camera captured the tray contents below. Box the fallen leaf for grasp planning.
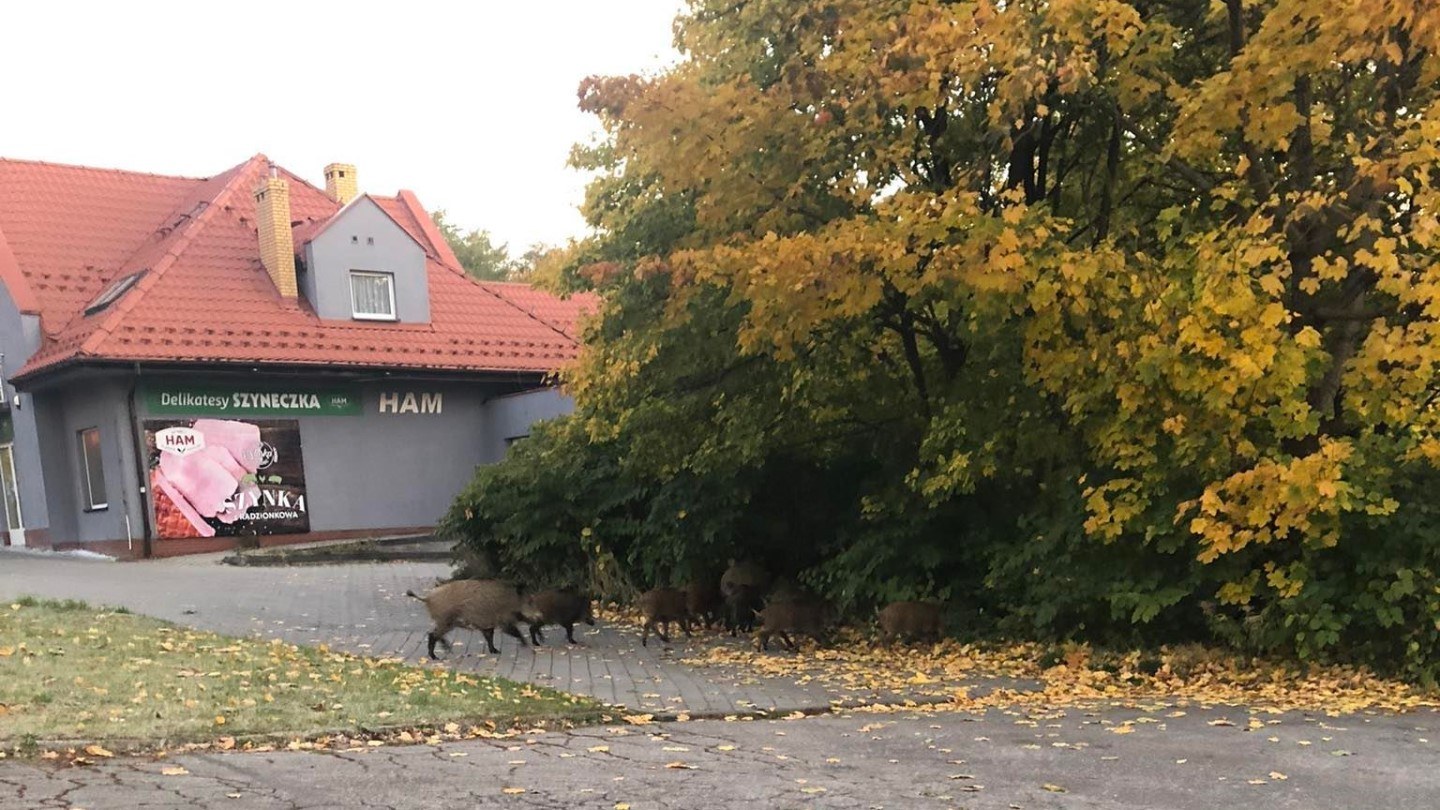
[214,715,226,726]
[1247,779,1268,785]
[1042,784,1067,793]
[1109,725,1135,735]
[801,786,826,794]
[502,787,525,795]
[665,761,696,769]
[1269,772,1288,780]
[588,745,610,753]
[83,745,113,758]
[623,714,654,725]
[1208,719,1236,727]
[717,745,736,751]
[615,804,631,810]
[161,766,189,776]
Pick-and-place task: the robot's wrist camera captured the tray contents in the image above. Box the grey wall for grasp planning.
[301,198,429,322]
[477,387,574,464]
[41,376,143,545]
[292,381,488,531]
[0,280,52,539]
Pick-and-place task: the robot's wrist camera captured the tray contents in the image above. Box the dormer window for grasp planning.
[84,270,146,316]
[349,270,396,320]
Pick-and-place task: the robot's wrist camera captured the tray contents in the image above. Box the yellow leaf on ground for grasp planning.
[1109,725,1135,734]
[588,745,610,753]
[615,804,631,810]
[717,745,736,751]
[214,715,226,726]
[801,786,826,794]
[502,787,525,795]
[1269,772,1288,780]
[665,761,695,769]
[1043,784,1067,793]
[83,745,113,758]
[160,766,189,776]
[623,714,654,725]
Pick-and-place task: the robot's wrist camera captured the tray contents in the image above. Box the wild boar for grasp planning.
[724,583,765,636]
[719,559,771,598]
[521,588,596,645]
[878,600,944,642]
[637,588,692,646]
[685,579,723,629]
[754,599,831,652]
[407,579,527,658]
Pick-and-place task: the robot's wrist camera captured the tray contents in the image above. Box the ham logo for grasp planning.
[156,427,206,456]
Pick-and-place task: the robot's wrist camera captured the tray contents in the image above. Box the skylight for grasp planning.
[84,270,146,316]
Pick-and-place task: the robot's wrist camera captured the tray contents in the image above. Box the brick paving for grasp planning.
[0,551,1026,715]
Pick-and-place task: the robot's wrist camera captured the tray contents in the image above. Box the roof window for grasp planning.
[84,271,146,316]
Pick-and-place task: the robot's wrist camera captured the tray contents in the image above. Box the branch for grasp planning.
[1116,111,1216,193]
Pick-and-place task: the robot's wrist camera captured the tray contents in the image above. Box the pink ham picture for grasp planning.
[152,419,264,538]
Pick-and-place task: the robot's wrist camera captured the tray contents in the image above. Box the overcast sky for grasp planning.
[0,1,683,252]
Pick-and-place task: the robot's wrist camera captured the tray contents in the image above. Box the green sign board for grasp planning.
[142,386,362,417]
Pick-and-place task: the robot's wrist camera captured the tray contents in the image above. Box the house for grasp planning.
[0,155,592,557]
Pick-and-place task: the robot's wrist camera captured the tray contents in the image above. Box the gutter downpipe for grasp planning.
[126,363,152,558]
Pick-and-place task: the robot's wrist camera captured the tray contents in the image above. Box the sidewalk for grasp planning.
[0,551,1028,715]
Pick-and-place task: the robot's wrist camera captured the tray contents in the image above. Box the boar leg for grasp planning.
[563,622,578,644]
[779,631,798,651]
[503,623,528,649]
[529,623,545,646]
[481,627,500,654]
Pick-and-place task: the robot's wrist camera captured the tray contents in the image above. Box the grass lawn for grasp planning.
[0,597,599,752]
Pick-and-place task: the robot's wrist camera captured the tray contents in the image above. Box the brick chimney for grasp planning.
[324,163,358,205]
[253,165,298,298]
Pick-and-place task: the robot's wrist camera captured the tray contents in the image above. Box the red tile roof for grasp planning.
[0,155,597,381]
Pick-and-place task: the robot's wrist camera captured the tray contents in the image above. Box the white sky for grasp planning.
[0,1,684,252]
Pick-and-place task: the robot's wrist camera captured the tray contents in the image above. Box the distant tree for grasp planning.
[430,210,514,281]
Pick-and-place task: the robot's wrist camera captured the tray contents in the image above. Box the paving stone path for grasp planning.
[0,551,1026,715]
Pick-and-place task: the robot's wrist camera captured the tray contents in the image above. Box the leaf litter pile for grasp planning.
[0,597,598,756]
[684,630,1438,716]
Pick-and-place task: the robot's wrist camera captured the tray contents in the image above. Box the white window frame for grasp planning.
[349,270,397,321]
[77,427,108,511]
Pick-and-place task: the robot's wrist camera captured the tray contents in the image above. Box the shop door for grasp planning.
[0,443,23,546]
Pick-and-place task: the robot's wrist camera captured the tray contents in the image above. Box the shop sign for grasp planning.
[145,418,309,539]
[143,386,361,416]
[378,391,443,414]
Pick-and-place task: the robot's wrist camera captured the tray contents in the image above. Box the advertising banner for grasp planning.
[144,418,309,539]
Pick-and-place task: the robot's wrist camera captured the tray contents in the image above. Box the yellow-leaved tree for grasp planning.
[453,0,1440,680]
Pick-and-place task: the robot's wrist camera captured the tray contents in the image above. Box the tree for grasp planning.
[452,0,1440,680]
[430,210,514,280]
